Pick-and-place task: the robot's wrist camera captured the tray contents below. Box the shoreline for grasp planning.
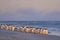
[48,31,60,37]
[0,30,60,40]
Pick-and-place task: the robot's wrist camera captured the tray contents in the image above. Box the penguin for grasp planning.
[25,27,31,33]
[29,27,33,33]
[1,24,5,29]
[39,28,43,34]
[5,25,9,30]
[35,28,40,34]
[8,26,12,31]
[31,28,36,33]
[11,26,15,31]
[43,28,48,35]
[19,27,22,32]
[19,27,25,32]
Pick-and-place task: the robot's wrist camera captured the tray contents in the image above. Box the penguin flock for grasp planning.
[0,24,48,35]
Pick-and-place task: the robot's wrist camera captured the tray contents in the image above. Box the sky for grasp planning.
[0,0,60,21]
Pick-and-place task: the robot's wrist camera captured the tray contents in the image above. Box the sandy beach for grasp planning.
[0,29,60,40]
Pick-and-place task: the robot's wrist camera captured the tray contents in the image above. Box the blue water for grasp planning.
[0,21,60,32]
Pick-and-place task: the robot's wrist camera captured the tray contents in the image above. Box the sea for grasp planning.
[0,21,60,36]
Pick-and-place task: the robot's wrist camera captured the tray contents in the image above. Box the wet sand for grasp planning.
[0,30,60,40]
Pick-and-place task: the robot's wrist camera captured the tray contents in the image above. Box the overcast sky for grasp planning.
[0,0,60,21]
